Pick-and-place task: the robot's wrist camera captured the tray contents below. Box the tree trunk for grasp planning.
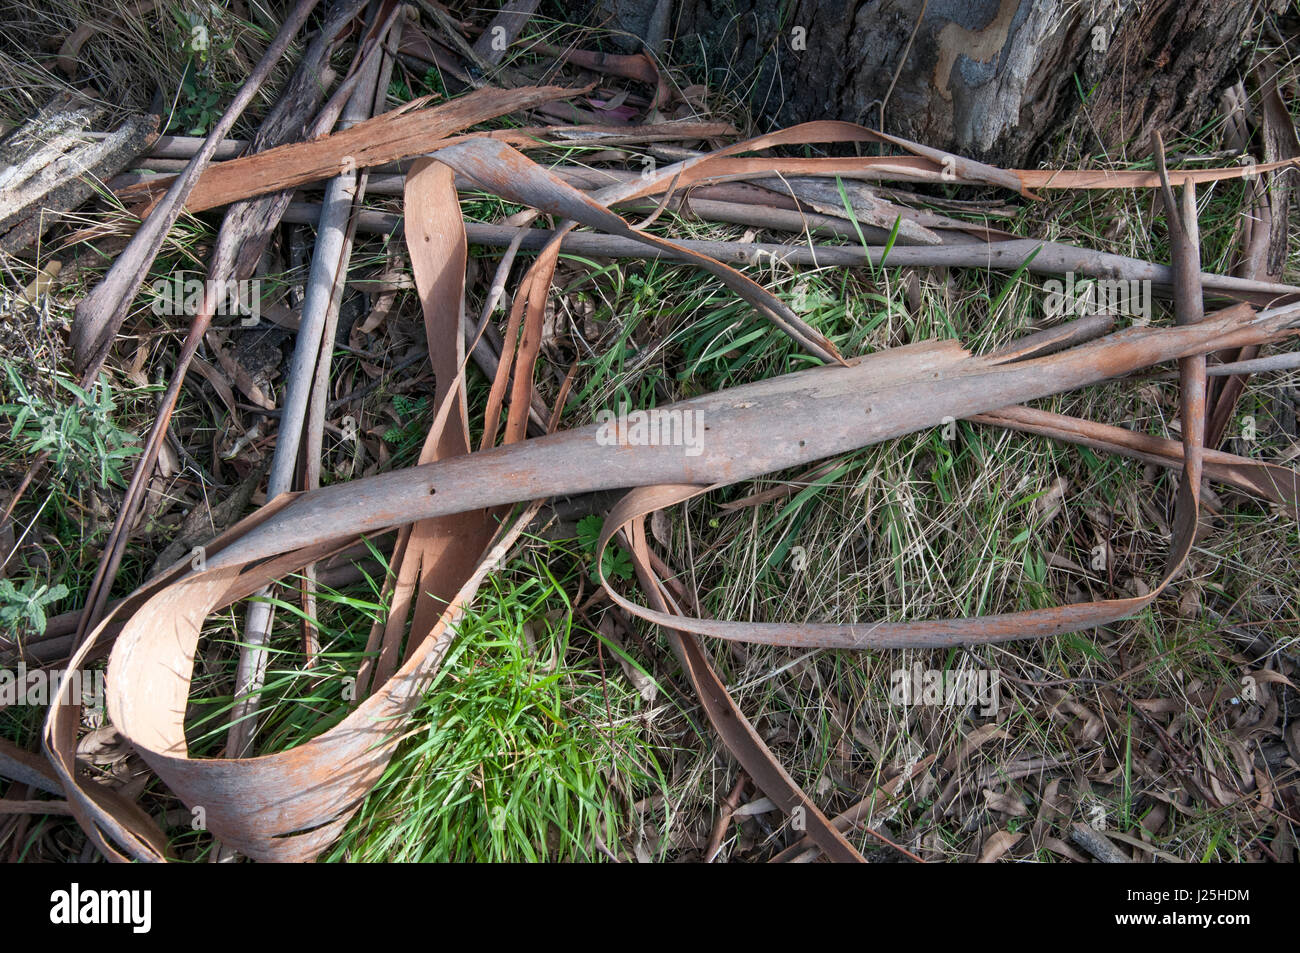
[604,0,1280,166]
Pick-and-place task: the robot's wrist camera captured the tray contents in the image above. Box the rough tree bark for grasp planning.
[602,0,1284,166]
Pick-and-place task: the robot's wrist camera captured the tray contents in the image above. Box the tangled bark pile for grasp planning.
[2,1,1299,862]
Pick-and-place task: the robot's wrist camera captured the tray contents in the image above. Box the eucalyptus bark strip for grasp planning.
[207,305,1300,573]
[300,7,399,668]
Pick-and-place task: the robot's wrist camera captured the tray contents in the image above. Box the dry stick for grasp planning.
[704,772,746,863]
[1128,350,1300,381]
[280,206,1300,305]
[297,235,365,664]
[130,156,1230,250]
[300,12,398,666]
[1070,822,1132,863]
[471,0,539,66]
[141,134,247,159]
[69,0,321,381]
[1202,351,1300,375]
[279,165,974,243]
[204,3,389,750]
[230,162,955,242]
[0,112,158,254]
[616,194,904,244]
[226,7,397,758]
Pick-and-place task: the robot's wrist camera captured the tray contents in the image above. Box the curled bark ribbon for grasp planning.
[37,113,1300,861]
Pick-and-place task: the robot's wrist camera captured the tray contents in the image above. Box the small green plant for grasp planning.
[421,66,445,97]
[389,67,444,104]
[167,6,238,136]
[1,368,141,489]
[0,578,68,635]
[380,394,430,463]
[576,514,634,582]
[175,66,222,135]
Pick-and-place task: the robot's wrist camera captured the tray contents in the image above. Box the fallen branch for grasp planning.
[280,205,1300,306]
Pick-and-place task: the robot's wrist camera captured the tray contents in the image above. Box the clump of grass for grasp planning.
[327,562,664,862]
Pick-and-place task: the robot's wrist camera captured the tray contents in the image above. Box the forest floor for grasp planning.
[0,1,1297,862]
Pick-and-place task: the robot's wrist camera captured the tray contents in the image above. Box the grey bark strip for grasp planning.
[0,110,158,253]
[199,303,1299,573]
[227,5,395,760]
[471,0,540,66]
[282,206,1300,306]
